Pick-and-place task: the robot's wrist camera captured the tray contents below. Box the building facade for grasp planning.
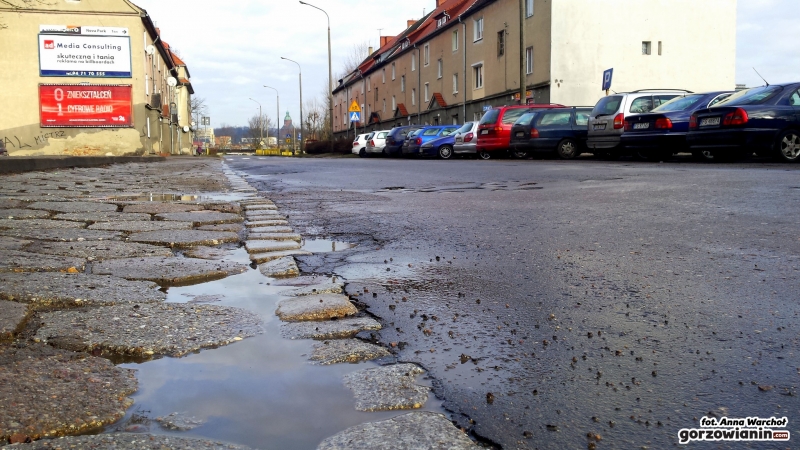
[0,0,195,156]
[333,0,736,138]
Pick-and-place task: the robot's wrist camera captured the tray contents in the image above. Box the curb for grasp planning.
[0,156,167,174]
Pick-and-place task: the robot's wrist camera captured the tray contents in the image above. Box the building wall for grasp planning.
[549,0,737,107]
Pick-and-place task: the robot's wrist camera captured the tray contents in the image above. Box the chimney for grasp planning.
[368,46,374,55]
[407,19,416,28]
[380,36,391,47]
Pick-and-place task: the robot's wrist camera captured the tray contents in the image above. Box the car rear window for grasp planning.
[479,110,500,125]
[591,95,623,116]
[501,108,530,125]
[717,85,782,106]
[539,111,572,126]
[377,132,388,138]
[514,113,536,126]
[442,127,458,136]
[423,128,440,136]
[457,122,474,133]
[575,110,591,126]
[652,94,704,112]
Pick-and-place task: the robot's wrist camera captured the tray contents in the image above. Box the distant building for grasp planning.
[278,111,295,145]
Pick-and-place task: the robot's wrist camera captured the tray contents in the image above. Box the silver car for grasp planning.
[587,89,691,155]
[452,121,479,156]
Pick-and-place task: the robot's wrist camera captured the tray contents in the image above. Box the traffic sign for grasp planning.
[349,111,361,122]
[602,68,613,91]
[348,100,361,113]
[286,134,291,138]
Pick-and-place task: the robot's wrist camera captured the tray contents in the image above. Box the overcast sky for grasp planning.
[132,0,798,128]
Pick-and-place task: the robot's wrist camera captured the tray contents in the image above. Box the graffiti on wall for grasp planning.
[1,130,68,150]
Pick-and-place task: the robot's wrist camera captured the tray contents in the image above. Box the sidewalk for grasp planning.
[0,155,167,175]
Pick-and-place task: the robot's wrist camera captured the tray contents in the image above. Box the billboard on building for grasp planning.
[38,30,132,78]
[39,84,133,128]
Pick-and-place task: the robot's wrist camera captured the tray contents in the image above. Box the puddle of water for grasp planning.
[102,192,256,203]
[113,248,445,449]
[301,238,356,253]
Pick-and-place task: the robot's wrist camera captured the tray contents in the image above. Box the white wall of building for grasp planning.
[549,0,737,107]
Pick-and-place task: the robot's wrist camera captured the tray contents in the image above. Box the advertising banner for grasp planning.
[38,34,132,77]
[39,84,133,128]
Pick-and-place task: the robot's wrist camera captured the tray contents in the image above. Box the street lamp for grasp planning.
[280,56,303,154]
[249,98,263,149]
[264,85,280,149]
[299,1,333,152]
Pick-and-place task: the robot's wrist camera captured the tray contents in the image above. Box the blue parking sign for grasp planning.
[602,68,613,91]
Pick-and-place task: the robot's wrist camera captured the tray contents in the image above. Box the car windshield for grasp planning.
[591,95,623,116]
[501,108,530,124]
[652,94,705,112]
[514,113,536,126]
[479,110,500,125]
[715,86,782,106]
[457,122,474,133]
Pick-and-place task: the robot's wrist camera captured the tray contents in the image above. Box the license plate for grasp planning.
[700,117,721,127]
[456,138,462,143]
[480,129,489,135]
[516,132,525,137]
[633,123,650,130]
[593,123,606,131]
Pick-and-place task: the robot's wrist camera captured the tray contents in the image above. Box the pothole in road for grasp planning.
[301,238,356,253]
[103,192,256,203]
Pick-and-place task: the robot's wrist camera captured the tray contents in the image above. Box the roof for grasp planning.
[429,93,447,110]
[395,103,409,117]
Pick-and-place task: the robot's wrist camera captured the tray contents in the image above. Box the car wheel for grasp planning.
[478,150,492,160]
[693,149,715,162]
[557,139,579,160]
[359,148,366,158]
[438,145,453,159]
[776,130,800,162]
[512,149,528,159]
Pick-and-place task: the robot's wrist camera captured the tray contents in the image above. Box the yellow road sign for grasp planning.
[348,100,361,113]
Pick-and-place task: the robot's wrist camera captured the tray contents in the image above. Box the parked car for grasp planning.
[353,133,370,156]
[400,128,424,155]
[587,89,692,156]
[452,122,479,157]
[476,103,565,159]
[385,126,422,156]
[621,91,734,160]
[365,130,392,155]
[509,107,592,159]
[404,126,459,155]
[687,83,800,162]
[419,126,461,158]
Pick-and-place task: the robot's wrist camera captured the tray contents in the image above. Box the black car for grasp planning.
[687,83,800,162]
[509,107,592,159]
[384,126,422,156]
[622,91,733,161]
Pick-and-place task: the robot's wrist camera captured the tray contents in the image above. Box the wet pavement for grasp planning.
[226,155,800,449]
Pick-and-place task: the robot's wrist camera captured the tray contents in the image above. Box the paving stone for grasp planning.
[246,220,288,228]
[0,219,85,230]
[245,210,283,218]
[244,219,288,226]
[243,204,277,210]
[281,317,381,340]
[309,339,390,365]
[277,282,344,296]
[269,275,341,286]
[26,201,119,213]
[0,272,165,308]
[128,230,240,248]
[89,220,195,232]
[24,241,173,260]
[0,300,28,340]
[0,345,137,443]
[183,246,234,260]
[0,236,32,250]
[0,209,50,219]
[0,199,22,209]
[247,232,302,242]
[316,411,479,450]
[250,249,312,264]
[342,364,428,412]
[275,294,357,322]
[53,212,152,222]
[249,226,293,235]
[123,203,204,214]
[0,250,85,273]
[35,302,263,357]
[258,256,299,278]
[0,228,122,242]
[245,240,301,254]
[1,434,253,450]
[89,256,247,285]
[155,211,244,226]
[197,223,245,232]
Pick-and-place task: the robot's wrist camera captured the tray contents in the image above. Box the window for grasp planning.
[367,78,371,92]
[437,16,447,27]
[424,44,430,66]
[392,62,396,80]
[452,30,459,51]
[630,96,654,113]
[525,0,534,17]
[382,68,386,83]
[424,83,429,102]
[401,75,405,92]
[453,73,459,94]
[526,47,533,74]
[383,99,386,113]
[473,63,483,89]
[474,17,484,41]
[497,31,505,56]
[575,111,590,126]
[411,54,416,71]
[789,89,800,106]
[437,59,443,79]
[473,112,483,121]
[392,96,396,111]
[539,111,572,126]
[642,41,651,55]
[374,87,378,102]
[658,41,662,55]
[411,88,416,106]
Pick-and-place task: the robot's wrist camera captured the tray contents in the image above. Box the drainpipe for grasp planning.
[413,44,421,124]
[518,0,526,105]
[459,16,467,122]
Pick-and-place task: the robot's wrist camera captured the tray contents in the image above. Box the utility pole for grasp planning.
[519,0,526,105]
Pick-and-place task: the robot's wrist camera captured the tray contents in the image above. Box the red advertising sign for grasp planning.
[39,84,132,128]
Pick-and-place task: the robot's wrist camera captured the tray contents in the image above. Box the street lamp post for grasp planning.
[264,85,280,149]
[281,56,303,154]
[249,98,263,149]
[299,1,333,152]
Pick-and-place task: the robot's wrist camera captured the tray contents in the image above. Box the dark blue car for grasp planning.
[509,107,592,159]
[621,91,733,160]
[419,132,457,158]
[385,125,422,156]
[404,126,459,156]
[687,83,800,162]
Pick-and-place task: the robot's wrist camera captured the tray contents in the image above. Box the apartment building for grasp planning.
[0,0,195,156]
[333,0,736,138]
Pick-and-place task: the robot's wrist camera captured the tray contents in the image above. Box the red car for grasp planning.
[476,103,565,159]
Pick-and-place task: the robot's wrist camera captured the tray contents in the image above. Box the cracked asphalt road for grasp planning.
[227,155,799,449]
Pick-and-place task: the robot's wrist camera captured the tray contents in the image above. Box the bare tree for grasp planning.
[304,97,326,141]
[247,114,273,149]
[1,0,56,29]
[337,40,374,79]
